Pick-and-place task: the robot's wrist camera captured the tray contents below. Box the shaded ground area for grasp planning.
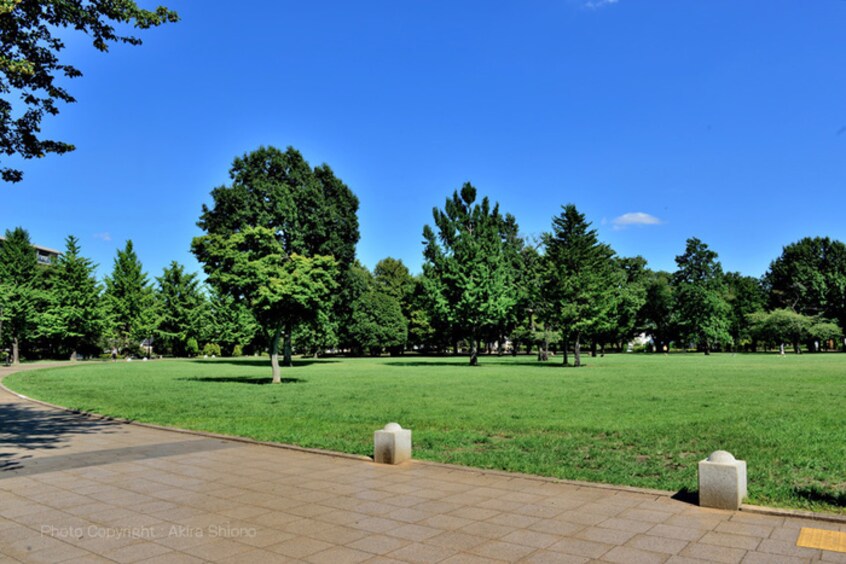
[0,400,119,472]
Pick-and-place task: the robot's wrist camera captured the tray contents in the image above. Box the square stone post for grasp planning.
[699,450,747,510]
[374,423,411,465]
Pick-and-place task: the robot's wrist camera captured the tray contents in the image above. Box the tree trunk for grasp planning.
[283,325,293,367]
[600,343,606,357]
[574,332,582,367]
[70,350,77,362]
[469,334,478,366]
[538,326,549,361]
[793,340,801,355]
[703,339,710,356]
[562,336,569,366]
[590,341,597,358]
[12,338,19,365]
[269,326,283,383]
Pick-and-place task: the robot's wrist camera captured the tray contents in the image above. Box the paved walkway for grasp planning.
[1,364,845,563]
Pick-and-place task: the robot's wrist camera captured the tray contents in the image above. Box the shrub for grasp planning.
[232,344,243,357]
[186,338,199,357]
[203,343,221,357]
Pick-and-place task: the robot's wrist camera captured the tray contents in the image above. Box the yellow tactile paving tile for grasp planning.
[797,527,846,553]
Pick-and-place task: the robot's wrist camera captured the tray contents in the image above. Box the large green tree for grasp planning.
[154,261,204,356]
[639,270,675,352]
[542,204,619,367]
[0,226,39,363]
[38,235,103,359]
[590,256,648,354]
[103,240,156,354]
[764,236,846,338]
[724,272,766,351]
[349,288,408,356]
[194,226,337,383]
[671,237,730,354]
[422,183,518,366]
[0,0,178,182]
[194,145,359,366]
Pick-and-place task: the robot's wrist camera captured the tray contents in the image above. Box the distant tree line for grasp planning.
[2,146,844,375]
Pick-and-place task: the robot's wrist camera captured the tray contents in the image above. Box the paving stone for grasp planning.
[699,531,762,550]
[601,545,669,564]
[680,542,747,564]
[626,533,690,555]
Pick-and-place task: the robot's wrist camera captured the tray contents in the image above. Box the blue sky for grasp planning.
[5,0,846,282]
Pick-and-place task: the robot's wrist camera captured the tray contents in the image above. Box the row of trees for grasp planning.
[0,229,259,364]
[3,145,844,378]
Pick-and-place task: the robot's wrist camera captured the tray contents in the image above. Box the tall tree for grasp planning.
[639,270,675,352]
[724,272,766,351]
[373,258,414,309]
[154,261,204,356]
[0,226,39,363]
[542,204,619,367]
[194,226,336,383]
[349,288,408,356]
[193,145,359,367]
[764,237,846,337]
[590,256,648,354]
[103,240,156,354]
[0,0,178,182]
[671,237,730,354]
[38,235,103,359]
[422,183,517,366]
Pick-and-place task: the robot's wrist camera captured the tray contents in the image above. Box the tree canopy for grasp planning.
[671,237,730,353]
[103,240,156,354]
[193,146,357,379]
[39,235,103,359]
[0,226,39,362]
[422,183,517,365]
[542,204,620,367]
[194,226,337,383]
[0,0,178,182]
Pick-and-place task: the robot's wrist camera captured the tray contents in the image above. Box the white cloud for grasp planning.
[585,0,619,9]
[93,232,112,242]
[611,212,662,230]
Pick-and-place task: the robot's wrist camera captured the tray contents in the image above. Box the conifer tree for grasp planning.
[155,261,204,356]
[103,240,156,354]
[543,204,619,367]
[40,235,104,360]
[0,227,40,363]
[671,237,731,354]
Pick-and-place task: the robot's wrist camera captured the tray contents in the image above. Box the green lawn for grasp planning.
[6,353,846,513]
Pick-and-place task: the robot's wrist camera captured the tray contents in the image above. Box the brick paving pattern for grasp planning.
[2,363,845,563]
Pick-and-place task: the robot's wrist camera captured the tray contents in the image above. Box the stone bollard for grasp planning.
[698,450,747,510]
[374,423,412,465]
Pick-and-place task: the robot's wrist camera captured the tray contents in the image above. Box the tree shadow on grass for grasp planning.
[793,485,846,507]
[384,359,571,368]
[178,376,305,385]
[188,358,337,368]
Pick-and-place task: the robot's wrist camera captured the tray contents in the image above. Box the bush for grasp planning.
[232,344,243,357]
[203,343,221,357]
[186,338,199,357]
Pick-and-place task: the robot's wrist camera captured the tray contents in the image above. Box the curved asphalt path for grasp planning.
[1,362,844,563]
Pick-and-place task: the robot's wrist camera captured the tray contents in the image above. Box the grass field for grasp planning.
[6,353,846,513]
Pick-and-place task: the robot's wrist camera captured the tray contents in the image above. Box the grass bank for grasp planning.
[6,353,846,513]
